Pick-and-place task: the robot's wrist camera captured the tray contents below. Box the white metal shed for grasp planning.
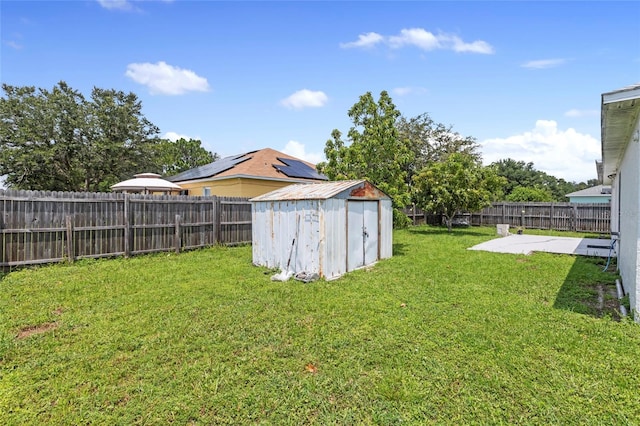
[250,180,393,280]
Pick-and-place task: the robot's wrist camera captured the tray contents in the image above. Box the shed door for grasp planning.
[347,201,379,271]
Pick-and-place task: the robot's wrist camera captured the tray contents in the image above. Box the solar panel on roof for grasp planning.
[167,153,251,182]
[274,158,328,180]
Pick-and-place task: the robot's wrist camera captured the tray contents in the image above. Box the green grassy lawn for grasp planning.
[1,226,638,424]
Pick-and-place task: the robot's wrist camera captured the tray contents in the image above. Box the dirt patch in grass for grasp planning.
[16,322,58,339]
[588,284,622,320]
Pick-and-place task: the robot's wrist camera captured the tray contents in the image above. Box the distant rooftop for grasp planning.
[566,185,611,197]
[167,148,328,183]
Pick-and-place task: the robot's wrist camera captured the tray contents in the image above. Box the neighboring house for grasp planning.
[167,148,328,197]
[601,83,640,319]
[111,173,183,195]
[565,185,611,204]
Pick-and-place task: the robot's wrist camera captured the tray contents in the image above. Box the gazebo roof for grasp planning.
[111,173,182,193]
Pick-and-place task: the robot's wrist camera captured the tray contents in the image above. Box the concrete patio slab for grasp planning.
[468,234,616,257]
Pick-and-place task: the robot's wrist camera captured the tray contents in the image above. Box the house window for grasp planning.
[203,187,211,196]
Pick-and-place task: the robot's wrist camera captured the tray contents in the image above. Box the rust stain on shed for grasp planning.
[349,182,385,199]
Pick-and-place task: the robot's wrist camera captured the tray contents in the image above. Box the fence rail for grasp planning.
[1,189,252,268]
[405,202,611,234]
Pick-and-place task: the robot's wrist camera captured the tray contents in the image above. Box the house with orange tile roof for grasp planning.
[166,148,328,197]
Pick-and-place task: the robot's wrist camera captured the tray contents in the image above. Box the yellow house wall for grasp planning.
[178,178,299,197]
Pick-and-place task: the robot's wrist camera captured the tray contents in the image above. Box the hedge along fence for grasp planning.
[405,202,611,234]
[0,189,251,269]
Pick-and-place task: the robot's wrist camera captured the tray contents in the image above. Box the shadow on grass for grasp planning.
[553,256,622,320]
[393,243,408,256]
[408,226,489,238]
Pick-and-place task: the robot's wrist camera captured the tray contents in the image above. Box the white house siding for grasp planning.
[616,117,640,317]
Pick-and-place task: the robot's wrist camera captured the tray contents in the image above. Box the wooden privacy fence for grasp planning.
[471,202,611,233]
[406,202,611,233]
[0,190,252,268]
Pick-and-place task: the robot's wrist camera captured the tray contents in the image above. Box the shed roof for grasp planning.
[167,148,328,183]
[250,180,390,202]
[111,173,183,192]
[566,185,611,198]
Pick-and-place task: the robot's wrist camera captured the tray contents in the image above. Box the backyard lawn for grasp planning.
[1,226,639,424]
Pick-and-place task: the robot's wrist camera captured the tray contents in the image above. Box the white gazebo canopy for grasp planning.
[111,173,183,194]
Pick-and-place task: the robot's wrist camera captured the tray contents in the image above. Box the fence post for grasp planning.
[550,203,554,231]
[65,215,74,263]
[174,214,181,254]
[572,204,578,232]
[412,203,416,225]
[212,196,219,244]
[501,203,506,224]
[123,194,130,257]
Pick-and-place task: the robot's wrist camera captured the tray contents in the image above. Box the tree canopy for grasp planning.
[0,81,217,192]
[396,112,481,184]
[506,186,553,202]
[413,153,505,232]
[157,138,218,176]
[491,158,599,202]
[317,91,413,227]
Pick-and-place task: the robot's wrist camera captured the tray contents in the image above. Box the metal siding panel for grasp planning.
[363,201,379,265]
[323,198,346,279]
[284,201,305,272]
[277,201,294,270]
[271,201,283,269]
[380,200,393,259]
[252,202,259,262]
[347,201,363,271]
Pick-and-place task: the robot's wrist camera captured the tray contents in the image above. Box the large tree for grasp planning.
[317,91,413,227]
[157,138,218,176]
[0,81,166,192]
[413,153,505,232]
[0,82,88,191]
[397,112,481,184]
[491,158,596,202]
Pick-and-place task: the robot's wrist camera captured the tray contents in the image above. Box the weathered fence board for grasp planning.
[406,202,611,234]
[0,190,252,269]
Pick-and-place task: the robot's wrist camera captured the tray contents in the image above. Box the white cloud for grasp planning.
[339,32,384,49]
[4,40,23,50]
[388,28,441,50]
[521,58,567,69]
[97,0,133,11]
[564,109,599,118]
[125,61,210,95]
[341,28,494,54]
[163,131,191,141]
[97,0,173,11]
[392,86,428,96]
[280,89,328,110]
[448,36,494,54]
[282,141,325,164]
[481,120,601,182]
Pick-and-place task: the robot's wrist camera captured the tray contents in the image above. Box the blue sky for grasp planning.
[2,1,639,183]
